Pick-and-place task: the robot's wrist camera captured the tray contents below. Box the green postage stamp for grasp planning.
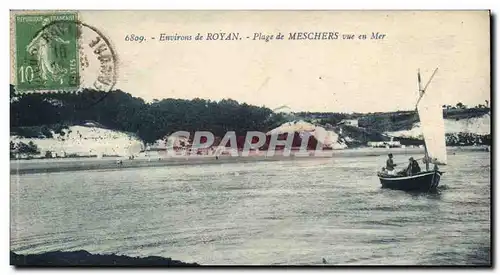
[15,13,79,91]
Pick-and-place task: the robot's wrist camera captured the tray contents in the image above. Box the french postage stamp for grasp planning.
[15,13,79,91]
[14,12,117,93]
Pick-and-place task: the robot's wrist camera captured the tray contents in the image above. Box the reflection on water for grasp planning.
[10,151,490,265]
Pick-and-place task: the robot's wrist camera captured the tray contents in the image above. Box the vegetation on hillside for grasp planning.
[10,141,40,158]
[10,84,490,147]
[10,85,286,144]
[297,106,490,133]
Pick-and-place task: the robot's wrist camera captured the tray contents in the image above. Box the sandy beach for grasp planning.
[10,146,487,175]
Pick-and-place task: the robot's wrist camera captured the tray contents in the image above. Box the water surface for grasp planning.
[10,151,491,265]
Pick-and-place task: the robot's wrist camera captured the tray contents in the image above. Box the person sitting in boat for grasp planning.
[385,153,397,175]
[424,156,440,171]
[405,157,421,176]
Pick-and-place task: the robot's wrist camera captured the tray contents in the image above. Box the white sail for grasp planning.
[416,84,447,165]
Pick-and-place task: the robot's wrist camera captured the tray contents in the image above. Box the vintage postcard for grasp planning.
[9,10,491,266]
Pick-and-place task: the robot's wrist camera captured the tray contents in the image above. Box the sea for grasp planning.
[10,150,491,265]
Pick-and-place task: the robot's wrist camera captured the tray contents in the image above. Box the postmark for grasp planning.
[15,13,117,95]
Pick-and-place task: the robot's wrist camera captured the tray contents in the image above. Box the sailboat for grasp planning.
[377,68,446,192]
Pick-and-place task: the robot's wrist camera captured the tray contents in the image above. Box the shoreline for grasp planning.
[10,250,199,266]
[10,146,489,175]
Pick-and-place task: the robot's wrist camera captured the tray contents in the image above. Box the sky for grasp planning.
[13,10,491,113]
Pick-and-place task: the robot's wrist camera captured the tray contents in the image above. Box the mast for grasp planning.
[416,68,438,171]
[423,139,430,171]
[417,69,429,171]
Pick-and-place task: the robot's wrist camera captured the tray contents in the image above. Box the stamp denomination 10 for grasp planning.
[16,13,79,91]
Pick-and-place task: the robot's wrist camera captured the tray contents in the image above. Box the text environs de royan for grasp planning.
[158,31,342,41]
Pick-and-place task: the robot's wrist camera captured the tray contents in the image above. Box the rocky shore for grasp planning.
[10,250,199,267]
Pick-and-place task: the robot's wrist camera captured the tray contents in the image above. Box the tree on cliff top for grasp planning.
[9,85,285,144]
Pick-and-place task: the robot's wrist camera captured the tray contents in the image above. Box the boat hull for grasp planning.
[378,170,443,192]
